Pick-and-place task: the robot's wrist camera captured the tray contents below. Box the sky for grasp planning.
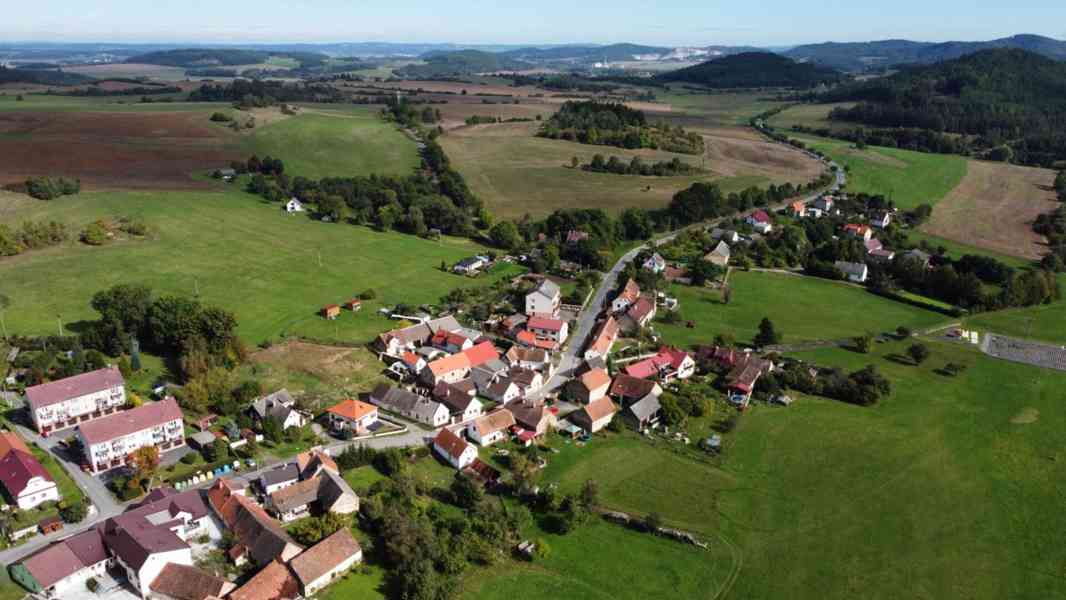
[3,0,1065,47]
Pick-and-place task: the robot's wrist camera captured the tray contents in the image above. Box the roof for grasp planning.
[472,409,516,437]
[289,528,362,587]
[579,368,611,393]
[749,209,771,224]
[506,346,547,365]
[326,399,377,422]
[25,366,124,411]
[530,278,560,300]
[706,241,731,260]
[864,237,883,252]
[189,431,217,447]
[791,200,806,212]
[580,397,617,422]
[150,563,233,600]
[628,394,662,421]
[434,382,478,413]
[463,341,500,368]
[843,223,872,236]
[401,351,423,368]
[516,330,557,350]
[617,279,640,305]
[261,463,300,488]
[372,385,447,422]
[102,487,210,571]
[269,477,321,513]
[63,527,109,568]
[0,449,52,496]
[379,316,462,348]
[19,528,107,589]
[434,427,472,462]
[0,431,31,458]
[427,352,472,377]
[207,479,301,567]
[509,401,551,430]
[626,297,655,323]
[624,347,690,380]
[78,397,182,446]
[295,448,338,478]
[228,559,300,600]
[527,316,564,332]
[727,355,773,393]
[609,374,661,400]
[834,261,868,277]
[587,317,620,356]
[250,390,295,421]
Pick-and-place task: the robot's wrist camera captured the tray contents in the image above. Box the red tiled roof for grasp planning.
[627,297,655,323]
[326,399,377,422]
[150,563,234,600]
[624,359,659,380]
[609,374,659,399]
[527,316,564,332]
[462,341,499,368]
[0,449,53,497]
[0,431,31,458]
[750,209,771,223]
[581,397,618,422]
[228,559,300,600]
[472,409,516,438]
[289,528,361,588]
[428,352,472,377]
[25,367,124,411]
[77,397,182,445]
[402,351,422,367]
[434,427,472,461]
[618,279,640,304]
[579,368,611,393]
[588,317,620,356]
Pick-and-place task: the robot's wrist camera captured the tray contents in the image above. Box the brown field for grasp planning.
[0,111,240,190]
[247,340,388,409]
[923,160,1058,260]
[703,133,825,178]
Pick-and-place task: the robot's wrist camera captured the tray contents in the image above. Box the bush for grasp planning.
[59,499,88,523]
[358,289,377,300]
[210,112,232,122]
[80,221,110,246]
[86,577,98,593]
[181,452,199,465]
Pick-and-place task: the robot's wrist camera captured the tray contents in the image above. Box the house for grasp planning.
[710,228,741,244]
[285,198,304,214]
[499,314,528,338]
[901,248,932,269]
[484,378,522,404]
[609,375,663,406]
[453,256,487,274]
[643,253,667,274]
[813,196,834,213]
[423,341,497,387]
[433,427,478,470]
[227,559,300,600]
[260,463,300,496]
[505,346,551,373]
[375,316,463,357]
[570,397,617,433]
[467,409,516,446]
[571,368,611,405]
[325,399,379,436]
[515,329,558,352]
[525,279,561,317]
[322,305,341,320]
[622,296,657,332]
[289,528,363,596]
[431,330,473,354]
[726,354,775,408]
[789,200,807,217]
[624,347,695,382]
[624,394,662,431]
[704,241,731,267]
[869,247,896,262]
[188,431,217,452]
[207,479,304,568]
[747,209,773,234]
[843,223,873,241]
[663,265,689,284]
[508,401,556,438]
[565,230,589,244]
[527,316,569,345]
[612,279,641,313]
[77,397,185,474]
[835,260,869,283]
[370,384,449,427]
[434,382,483,423]
[870,211,892,229]
[0,446,59,510]
[267,469,358,523]
[10,528,111,598]
[584,316,620,361]
[399,351,427,375]
[508,367,544,396]
[148,562,235,600]
[864,237,884,254]
[248,390,308,431]
[345,299,362,312]
[25,366,126,435]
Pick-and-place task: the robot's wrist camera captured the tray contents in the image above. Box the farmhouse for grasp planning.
[726,354,775,408]
[747,209,773,234]
[454,256,488,274]
[148,562,235,600]
[267,467,358,523]
[505,346,551,373]
[433,427,478,470]
[422,352,472,386]
[375,316,463,357]
[624,394,663,431]
[259,463,300,496]
[499,313,528,338]
[609,375,663,406]
[704,241,731,267]
[570,397,617,433]
[516,330,558,352]
[508,401,556,438]
[508,367,544,395]
[77,397,185,475]
[288,528,363,596]
[643,253,667,274]
[612,278,641,313]
[467,409,516,446]
[571,368,611,405]
[227,559,300,600]
[835,260,869,283]
[622,296,657,332]
[584,316,620,361]
[285,198,304,214]
[432,330,473,353]
[248,389,308,431]
[525,278,561,317]
[527,316,569,345]
[0,444,59,510]
[624,347,695,382]
[9,528,110,597]
[484,378,522,404]
[843,223,873,241]
[370,384,450,427]
[25,366,126,435]
[433,382,484,423]
[207,478,304,567]
[325,398,379,436]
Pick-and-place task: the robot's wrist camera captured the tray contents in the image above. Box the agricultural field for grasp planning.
[656,271,949,348]
[766,102,857,133]
[653,89,787,129]
[62,62,190,81]
[441,121,822,219]
[0,189,508,345]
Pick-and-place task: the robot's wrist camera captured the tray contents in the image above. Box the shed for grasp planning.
[189,431,218,450]
[323,305,341,320]
[38,515,63,535]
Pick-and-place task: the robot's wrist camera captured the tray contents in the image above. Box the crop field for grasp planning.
[0,189,507,345]
[653,89,787,129]
[766,102,856,132]
[63,62,190,81]
[656,271,949,348]
[441,121,823,219]
[922,160,1059,260]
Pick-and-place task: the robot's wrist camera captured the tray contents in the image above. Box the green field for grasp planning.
[0,94,231,113]
[0,189,505,344]
[767,102,857,133]
[793,135,968,210]
[654,89,787,128]
[657,271,949,348]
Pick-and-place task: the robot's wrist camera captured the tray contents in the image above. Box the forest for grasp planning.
[658,52,843,89]
[538,101,705,155]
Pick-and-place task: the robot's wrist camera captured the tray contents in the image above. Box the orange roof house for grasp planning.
[322,305,341,320]
[0,432,31,459]
[325,399,379,434]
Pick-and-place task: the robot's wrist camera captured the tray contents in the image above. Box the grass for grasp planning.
[656,272,949,348]
[0,189,512,345]
[964,286,1066,344]
[316,562,388,600]
[766,102,856,132]
[342,466,387,492]
[0,571,26,600]
[655,89,788,128]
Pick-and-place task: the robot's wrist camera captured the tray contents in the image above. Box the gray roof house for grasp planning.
[370,384,450,427]
[248,389,308,430]
[625,394,663,430]
[704,241,731,267]
[834,261,869,283]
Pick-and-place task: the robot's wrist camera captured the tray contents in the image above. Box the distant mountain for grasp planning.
[398,50,532,78]
[785,34,1066,71]
[127,49,271,67]
[0,65,92,86]
[658,52,842,89]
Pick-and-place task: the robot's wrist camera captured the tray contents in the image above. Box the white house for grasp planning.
[835,261,869,283]
[10,529,112,598]
[747,210,773,234]
[285,198,305,214]
[485,378,522,404]
[434,427,478,469]
[25,366,126,435]
[453,256,488,274]
[527,316,569,344]
[77,397,185,474]
[525,279,561,317]
[612,279,641,313]
[643,253,667,274]
[0,448,59,510]
[467,409,516,446]
[570,397,618,433]
[289,528,363,596]
[326,399,379,436]
[248,389,308,431]
[370,384,450,427]
[870,211,892,229]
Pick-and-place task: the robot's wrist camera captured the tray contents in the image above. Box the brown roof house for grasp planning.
[621,296,657,333]
[267,450,358,523]
[149,562,236,600]
[433,427,478,470]
[77,397,185,474]
[433,382,484,423]
[611,279,641,313]
[568,368,611,405]
[10,529,110,598]
[0,437,58,510]
[228,559,301,600]
[570,397,618,433]
[466,409,516,447]
[207,479,304,567]
[509,401,557,438]
[289,528,363,596]
[583,316,619,361]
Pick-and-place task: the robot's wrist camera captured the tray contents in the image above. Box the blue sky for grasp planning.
[4,0,1064,46]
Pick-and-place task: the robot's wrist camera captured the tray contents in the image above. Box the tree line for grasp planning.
[0,220,67,257]
[538,100,705,155]
[581,154,705,177]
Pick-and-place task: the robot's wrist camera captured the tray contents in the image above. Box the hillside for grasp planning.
[786,34,1066,71]
[398,50,531,77]
[824,48,1066,166]
[0,66,93,86]
[658,52,842,89]
[126,48,271,67]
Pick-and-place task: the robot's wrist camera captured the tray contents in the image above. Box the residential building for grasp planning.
[433,382,484,423]
[622,296,657,332]
[789,200,806,217]
[528,316,569,345]
[901,248,932,268]
[148,562,235,600]
[584,316,620,361]
[248,389,307,431]
[870,211,892,229]
[843,223,873,241]
[835,260,869,283]
[433,427,478,470]
[704,241,731,267]
[525,278,561,317]
[624,347,695,382]
[227,559,300,600]
[571,368,611,405]
[467,409,516,446]
[25,366,126,435]
[431,330,473,354]
[322,305,341,320]
[77,398,184,475]
[289,528,363,596]
[375,316,463,357]
[747,209,773,234]
[422,352,472,386]
[0,445,59,510]
[267,469,358,523]
[10,529,110,598]
[570,397,617,433]
[453,256,488,274]
[609,375,663,406]
[505,346,551,373]
[207,479,303,568]
[508,367,543,396]
[612,279,641,313]
[624,394,663,431]
[509,401,556,438]
[259,463,300,496]
[325,399,379,436]
[484,378,522,404]
[370,384,450,427]
[711,228,741,243]
[285,198,304,214]
[643,253,666,274]
[813,196,834,213]
[515,329,558,352]
[726,355,775,408]
[499,313,527,338]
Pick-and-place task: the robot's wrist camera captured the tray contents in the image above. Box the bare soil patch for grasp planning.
[703,134,825,180]
[249,340,388,403]
[1010,407,1040,424]
[923,160,1058,260]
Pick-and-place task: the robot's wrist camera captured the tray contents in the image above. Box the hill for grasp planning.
[658,52,842,89]
[824,48,1066,166]
[786,34,1066,71]
[398,50,531,77]
[126,48,271,67]
[0,66,93,86]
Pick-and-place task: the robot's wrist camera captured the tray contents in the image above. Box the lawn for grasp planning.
[654,89,788,128]
[342,466,388,493]
[657,271,949,348]
[0,189,511,344]
[964,285,1066,344]
[316,562,388,600]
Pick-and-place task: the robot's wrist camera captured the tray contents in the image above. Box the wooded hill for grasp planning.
[824,48,1066,166]
[0,66,92,86]
[398,50,531,78]
[658,52,842,89]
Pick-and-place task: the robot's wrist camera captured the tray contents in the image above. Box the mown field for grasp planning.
[0,189,504,345]
[657,271,949,348]
[767,102,856,133]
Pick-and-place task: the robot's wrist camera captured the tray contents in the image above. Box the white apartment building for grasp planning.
[77,397,185,474]
[25,367,126,435]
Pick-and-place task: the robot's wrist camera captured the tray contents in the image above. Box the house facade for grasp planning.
[525,279,561,317]
[370,384,450,427]
[612,279,641,313]
[527,316,569,344]
[434,428,478,469]
[289,528,363,596]
[326,399,379,436]
[835,261,869,283]
[571,397,617,433]
[467,409,516,446]
[10,529,111,598]
[584,316,620,361]
[0,449,59,510]
[77,398,184,474]
[25,366,126,435]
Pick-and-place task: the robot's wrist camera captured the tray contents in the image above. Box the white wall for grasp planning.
[17,477,59,510]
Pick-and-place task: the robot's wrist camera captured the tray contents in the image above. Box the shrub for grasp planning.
[210,112,232,122]
[180,452,199,465]
[80,221,110,246]
[358,289,377,300]
[86,577,98,593]
[59,500,88,523]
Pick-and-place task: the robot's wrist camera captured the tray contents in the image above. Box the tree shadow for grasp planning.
[63,320,97,335]
[884,354,915,366]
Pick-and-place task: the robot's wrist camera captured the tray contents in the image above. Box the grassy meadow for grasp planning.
[656,271,950,348]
